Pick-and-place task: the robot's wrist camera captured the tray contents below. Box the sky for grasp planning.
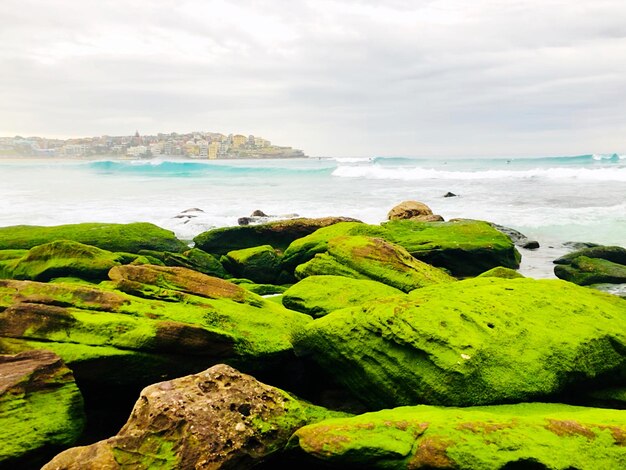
[1,0,626,157]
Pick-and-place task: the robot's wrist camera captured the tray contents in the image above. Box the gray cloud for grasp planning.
[1,0,626,156]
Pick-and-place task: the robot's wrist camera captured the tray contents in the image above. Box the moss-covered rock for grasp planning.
[287,403,626,469]
[138,248,228,278]
[296,236,455,293]
[282,222,384,270]
[283,275,404,317]
[194,217,360,255]
[0,240,123,282]
[43,364,344,470]
[0,274,312,391]
[231,279,288,296]
[477,266,524,279]
[555,256,626,286]
[294,277,626,408]
[0,222,187,253]
[282,219,520,278]
[382,219,521,277]
[222,245,283,284]
[0,350,85,466]
[555,245,626,266]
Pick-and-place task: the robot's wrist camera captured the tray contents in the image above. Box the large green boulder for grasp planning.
[555,256,626,286]
[0,222,187,253]
[382,219,521,277]
[287,403,626,469]
[294,278,626,408]
[0,350,85,467]
[295,236,455,292]
[43,364,344,470]
[0,240,123,282]
[282,220,520,278]
[194,217,360,255]
[222,245,283,284]
[283,275,404,317]
[0,268,312,390]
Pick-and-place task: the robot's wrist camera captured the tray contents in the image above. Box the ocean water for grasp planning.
[0,154,624,279]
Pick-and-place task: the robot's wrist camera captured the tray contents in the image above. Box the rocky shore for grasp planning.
[0,201,624,469]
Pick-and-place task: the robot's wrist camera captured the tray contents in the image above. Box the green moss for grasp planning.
[290,403,626,469]
[294,236,454,293]
[282,222,384,270]
[383,219,521,276]
[223,245,283,284]
[0,222,187,253]
[111,434,179,468]
[0,357,85,463]
[295,253,369,280]
[1,240,122,282]
[282,219,520,278]
[294,277,626,408]
[0,249,27,261]
[477,266,524,279]
[283,275,404,317]
[0,277,312,373]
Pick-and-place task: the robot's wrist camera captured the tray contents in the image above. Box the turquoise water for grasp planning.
[0,154,624,277]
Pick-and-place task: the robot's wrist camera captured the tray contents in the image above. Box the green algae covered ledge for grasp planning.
[0,222,187,253]
[288,403,626,469]
[294,277,626,408]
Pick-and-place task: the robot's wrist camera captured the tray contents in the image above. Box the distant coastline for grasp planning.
[0,130,307,160]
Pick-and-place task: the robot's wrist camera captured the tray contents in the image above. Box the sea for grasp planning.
[1,154,625,280]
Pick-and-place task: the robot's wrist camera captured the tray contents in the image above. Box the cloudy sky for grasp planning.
[1,0,626,157]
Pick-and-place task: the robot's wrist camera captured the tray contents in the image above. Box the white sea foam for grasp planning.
[331,165,626,182]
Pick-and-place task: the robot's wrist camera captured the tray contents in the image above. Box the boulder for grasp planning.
[387,201,443,222]
[490,223,540,250]
[295,236,455,292]
[0,240,122,282]
[554,245,626,266]
[293,277,626,408]
[0,350,84,466]
[43,364,343,470]
[282,275,404,317]
[222,245,283,284]
[0,271,312,391]
[554,256,626,286]
[282,220,520,278]
[383,219,521,277]
[0,222,187,253]
[287,403,626,469]
[194,217,361,255]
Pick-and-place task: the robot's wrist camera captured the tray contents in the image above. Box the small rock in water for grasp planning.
[443,191,458,197]
[562,241,601,251]
[491,223,540,250]
[250,209,268,217]
[175,208,205,219]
